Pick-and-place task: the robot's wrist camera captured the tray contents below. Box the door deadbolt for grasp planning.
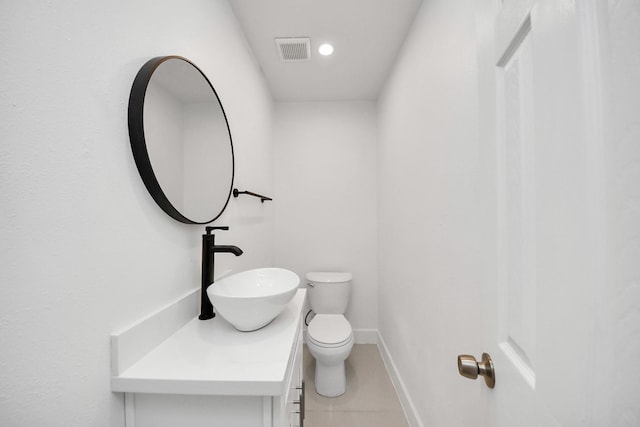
[457,353,495,388]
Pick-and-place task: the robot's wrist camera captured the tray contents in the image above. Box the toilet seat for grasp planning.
[308,314,353,348]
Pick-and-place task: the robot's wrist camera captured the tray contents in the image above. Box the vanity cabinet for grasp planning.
[283,330,304,427]
[111,290,306,427]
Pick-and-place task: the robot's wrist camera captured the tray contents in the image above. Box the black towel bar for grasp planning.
[232,188,273,203]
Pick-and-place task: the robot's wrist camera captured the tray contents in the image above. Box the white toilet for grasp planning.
[305,272,354,397]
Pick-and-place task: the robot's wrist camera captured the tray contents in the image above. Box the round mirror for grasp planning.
[128,56,234,224]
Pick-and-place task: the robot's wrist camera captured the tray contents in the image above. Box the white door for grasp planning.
[472,0,610,425]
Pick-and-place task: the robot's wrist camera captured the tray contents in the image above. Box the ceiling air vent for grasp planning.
[275,37,311,61]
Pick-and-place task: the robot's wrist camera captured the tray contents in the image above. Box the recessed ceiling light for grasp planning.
[318,43,334,56]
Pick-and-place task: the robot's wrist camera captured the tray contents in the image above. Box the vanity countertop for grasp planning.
[111,289,306,396]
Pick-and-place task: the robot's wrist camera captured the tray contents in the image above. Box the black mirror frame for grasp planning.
[128,55,235,224]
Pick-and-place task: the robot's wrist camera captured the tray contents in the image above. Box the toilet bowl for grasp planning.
[305,272,354,397]
[307,314,354,397]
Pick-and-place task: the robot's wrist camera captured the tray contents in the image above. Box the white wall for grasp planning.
[377,0,487,425]
[273,102,378,336]
[0,1,273,426]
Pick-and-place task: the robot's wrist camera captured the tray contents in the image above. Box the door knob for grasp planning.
[457,353,495,388]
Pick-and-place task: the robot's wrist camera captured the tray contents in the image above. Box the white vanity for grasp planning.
[111,289,306,427]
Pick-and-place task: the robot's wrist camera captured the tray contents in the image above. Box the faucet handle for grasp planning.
[205,226,229,234]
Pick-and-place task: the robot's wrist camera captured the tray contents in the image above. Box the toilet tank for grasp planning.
[306,272,352,314]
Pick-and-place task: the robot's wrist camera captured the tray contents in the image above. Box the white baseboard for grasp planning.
[377,332,424,427]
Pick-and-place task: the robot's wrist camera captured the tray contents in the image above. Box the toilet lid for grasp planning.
[308,314,352,346]
[306,272,352,283]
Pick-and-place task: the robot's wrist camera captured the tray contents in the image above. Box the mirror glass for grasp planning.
[128,56,234,224]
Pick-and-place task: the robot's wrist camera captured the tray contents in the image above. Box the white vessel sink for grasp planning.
[207,268,300,331]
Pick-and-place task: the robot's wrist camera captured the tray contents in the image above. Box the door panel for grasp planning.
[494,11,537,426]
[480,0,599,425]
[499,20,536,386]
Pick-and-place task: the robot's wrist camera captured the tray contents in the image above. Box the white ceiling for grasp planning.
[229,0,423,102]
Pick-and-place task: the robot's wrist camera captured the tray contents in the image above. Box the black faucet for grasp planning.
[199,226,243,320]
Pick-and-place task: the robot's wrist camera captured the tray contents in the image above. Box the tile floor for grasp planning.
[303,344,410,427]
